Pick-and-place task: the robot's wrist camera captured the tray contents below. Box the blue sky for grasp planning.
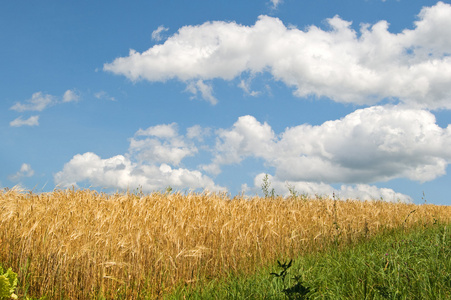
[1,0,451,205]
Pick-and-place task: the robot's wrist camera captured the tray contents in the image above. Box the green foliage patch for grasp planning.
[0,266,18,300]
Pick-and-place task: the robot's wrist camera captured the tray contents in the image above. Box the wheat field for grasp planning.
[1,188,451,299]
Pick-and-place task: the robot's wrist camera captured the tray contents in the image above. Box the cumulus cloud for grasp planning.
[252,173,412,203]
[207,106,451,184]
[62,89,80,102]
[186,125,211,142]
[10,92,54,112]
[54,152,223,192]
[104,2,451,109]
[203,115,275,174]
[55,124,221,192]
[8,163,35,181]
[152,25,169,41]
[54,106,449,199]
[9,115,39,127]
[130,123,197,166]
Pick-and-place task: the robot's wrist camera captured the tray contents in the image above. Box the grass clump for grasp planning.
[178,222,451,299]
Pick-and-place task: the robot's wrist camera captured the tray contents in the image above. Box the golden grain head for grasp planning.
[1,188,450,299]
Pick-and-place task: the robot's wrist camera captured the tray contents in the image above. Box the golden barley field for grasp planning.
[1,188,451,299]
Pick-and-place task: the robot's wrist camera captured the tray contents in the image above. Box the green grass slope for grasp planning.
[171,222,451,299]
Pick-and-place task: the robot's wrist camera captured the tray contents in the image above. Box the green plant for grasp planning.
[0,266,18,300]
[271,260,310,299]
[403,209,416,227]
[165,186,173,194]
[261,174,275,198]
[286,183,298,200]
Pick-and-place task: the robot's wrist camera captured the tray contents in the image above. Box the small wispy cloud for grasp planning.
[238,79,261,97]
[8,163,35,181]
[10,92,54,112]
[9,90,82,127]
[152,25,169,42]
[62,89,80,103]
[94,91,116,101]
[9,115,39,127]
[270,0,282,9]
[135,123,178,138]
[186,80,218,105]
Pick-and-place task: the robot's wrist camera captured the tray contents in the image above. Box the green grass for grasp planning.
[169,222,451,299]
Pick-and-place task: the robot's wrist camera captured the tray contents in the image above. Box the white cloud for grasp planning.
[252,173,412,203]
[152,25,169,41]
[9,90,81,126]
[130,123,197,166]
[9,115,39,127]
[207,106,451,184]
[104,2,451,109]
[10,92,54,112]
[238,78,261,96]
[54,122,221,192]
[275,106,451,183]
[202,115,276,174]
[186,80,218,105]
[54,106,448,199]
[94,91,116,101]
[129,138,196,166]
[54,152,224,192]
[8,163,35,181]
[136,123,177,138]
[135,122,178,138]
[269,0,282,9]
[186,125,211,142]
[336,184,412,203]
[62,89,80,102]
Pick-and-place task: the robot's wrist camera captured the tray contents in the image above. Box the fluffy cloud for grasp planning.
[130,123,197,166]
[54,105,450,200]
[55,124,221,192]
[104,2,451,109]
[202,115,276,174]
[186,125,211,142]
[252,173,412,203]
[10,92,54,112]
[54,152,223,192]
[62,89,80,103]
[8,163,35,181]
[208,106,451,184]
[54,106,450,200]
[9,116,39,127]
